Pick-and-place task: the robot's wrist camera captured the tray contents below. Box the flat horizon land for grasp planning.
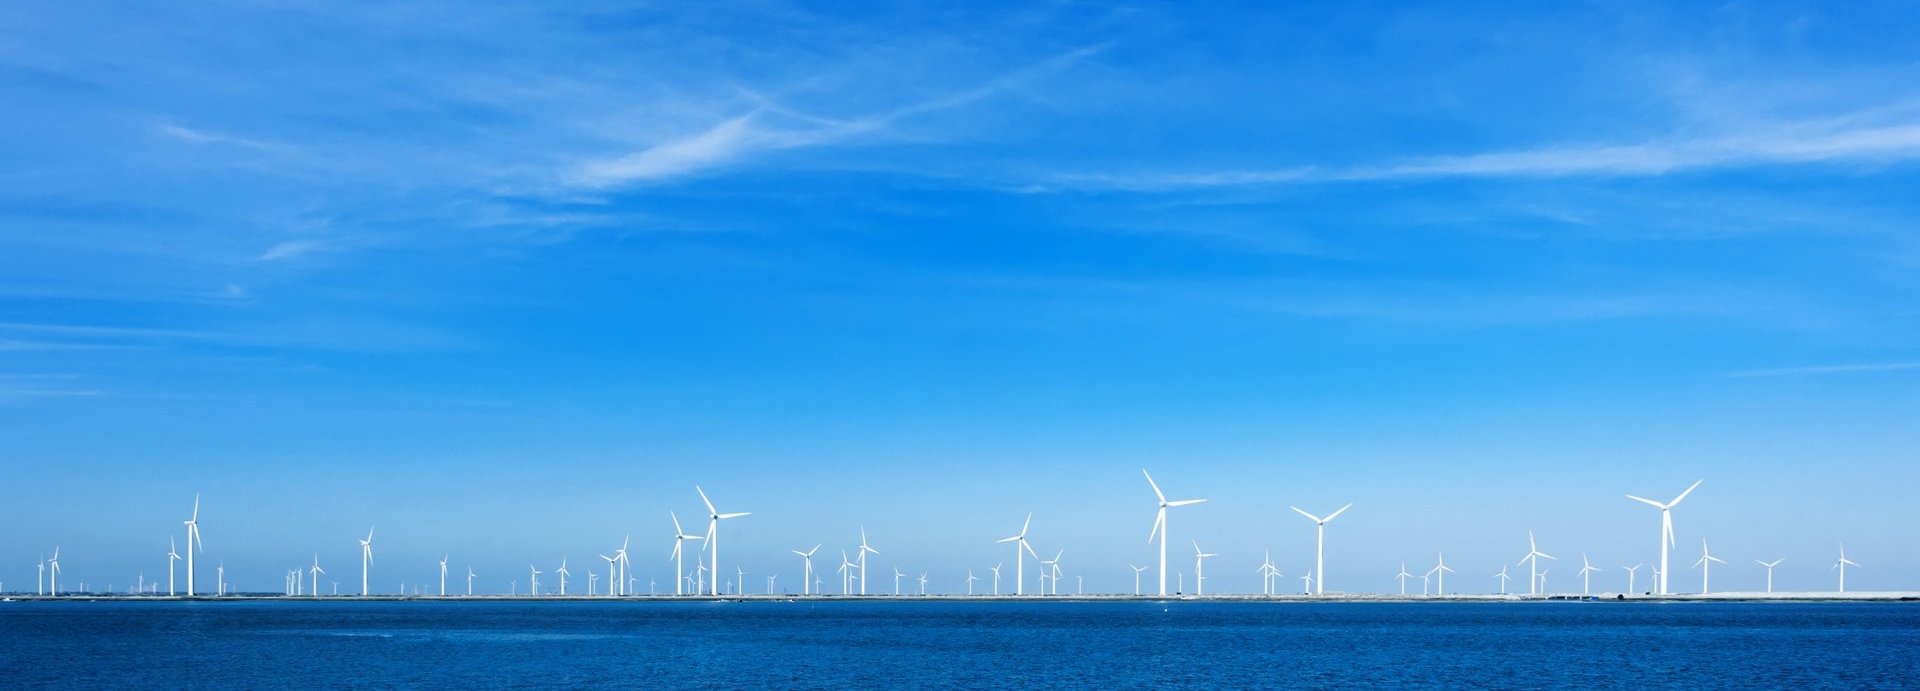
[8,591,1918,603]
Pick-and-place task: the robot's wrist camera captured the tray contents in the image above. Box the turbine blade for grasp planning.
[1167,499,1207,507]
[696,486,716,515]
[1142,469,1165,503]
[1669,479,1703,506]
[719,512,750,519]
[1322,503,1353,523]
[1147,509,1164,544]
[1290,506,1320,523]
[1625,494,1664,508]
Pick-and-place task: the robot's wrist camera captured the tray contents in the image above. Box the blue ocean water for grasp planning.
[1,600,1915,688]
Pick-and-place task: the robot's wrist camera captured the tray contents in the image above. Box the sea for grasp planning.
[1,600,1915,688]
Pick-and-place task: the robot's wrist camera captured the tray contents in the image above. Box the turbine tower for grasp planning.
[1143,469,1207,597]
[996,514,1038,596]
[1427,552,1454,595]
[1515,531,1555,596]
[309,555,324,597]
[695,487,749,597]
[183,494,203,596]
[1395,562,1412,596]
[466,566,476,596]
[1578,554,1599,595]
[1290,503,1352,595]
[1495,565,1511,595]
[1192,541,1216,596]
[557,559,570,596]
[1834,545,1859,593]
[358,528,374,596]
[439,556,448,597]
[857,528,879,595]
[668,513,702,596]
[1755,558,1783,594]
[1692,538,1726,594]
[166,538,180,597]
[792,544,820,596]
[1625,479,1702,596]
[1131,564,1148,595]
[1622,564,1641,594]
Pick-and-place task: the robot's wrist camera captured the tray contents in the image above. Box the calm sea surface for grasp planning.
[1,600,1915,688]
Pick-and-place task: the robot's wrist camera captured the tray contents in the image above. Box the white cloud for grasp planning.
[1720,361,1920,378]
[256,240,328,262]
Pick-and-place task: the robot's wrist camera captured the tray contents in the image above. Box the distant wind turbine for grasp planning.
[857,528,878,596]
[996,514,1038,596]
[1515,531,1555,596]
[1143,469,1207,597]
[893,566,906,596]
[1578,554,1600,595]
[1693,538,1726,594]
[1290,503,1352,595]
[792,544,820,596]
[529,563,541,596]
[1494,565,1511,595]
[669,513,702,596]
[1833,545,1859,593]
[182,494,203,596]
[1626,479,1702,596]
[166,538,180,597]
[309,554,324,597]
[1396,562,1413,596]
[967,570,978,596]
[1131,564,1148,596]
[439,556,448,597]
[557,559,570,596]
[696,486,750,597]
[1427,552,1454,595]
[1192,541,1216,596]
[1755,558,1783,594]
[358,528,374,596]
[1623,564,1641,594]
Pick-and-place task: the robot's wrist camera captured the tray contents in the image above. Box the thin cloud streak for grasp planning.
[1054,121,1920,191]
[1720,361,1920,378]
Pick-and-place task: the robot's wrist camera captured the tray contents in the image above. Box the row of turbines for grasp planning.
[16,474,1871,598]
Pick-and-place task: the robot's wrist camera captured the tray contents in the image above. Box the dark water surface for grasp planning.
[2,600,1915,688]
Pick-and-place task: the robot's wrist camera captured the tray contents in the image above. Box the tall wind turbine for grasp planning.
[669,513,701,596]
[1692,538,1726,594]
[310,555,324,597]
[529,564,541,596]
[996,514,1038,596]
[1515,531,1555,596]
[1495,565,1511,595]
[1290,503,1352,595]
[857,528,878,596]
[1755,558,1783,594]
[990,562,1003,595]
[1396,562,1413,596]
[1427,552,1454,595]
[892,566,906,596]
[1833,545,1859,593]
[1192,541,1216,596]
[614,535,631,596]
[467,566,476,596]
[967,570,979,595]
[1626,479,1702,596]
[1131,564,1148,595]
[358,528,374,596]
[1143,469,1207,597]
[1623,564,1642,594]
[792,544,820,596]
[695,486,750,597]
[557,559,570,596]
[836,550,854,595]
[166,538,180,597]
[1578,554,1599,595]
[49,547,61,597]
[439,556,449,597]
[183,494,203,596]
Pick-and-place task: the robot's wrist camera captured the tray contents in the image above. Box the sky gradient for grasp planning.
[2,1,1917,595]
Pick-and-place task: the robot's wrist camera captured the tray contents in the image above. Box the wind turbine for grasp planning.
[836,551,854,595]
[557,559,570,596]
[183,494,203,596]
[358,528,374,596]
[1131,564,1148,595]
[614,535,631,596]
[1299,571,1311,594]
[1042,550,1064,596]
[588,572,598,595]
[49,548,61,597]
[696,486,750,597]
[1578,554,1599,595]
[1290,503,1352,595]
[792,544,820,596]
[217,561,224,596]
[1756,558,1783,594]
[892,566,906,596]
[1395,562,1412,596]
[1515,531,1555,596]
[857,528,878,596]
[990,562,1003,595]
[967,570,979,596]
[669,513,702,596]
[439,556,448,597]
[310,554,324,597]
[38,556,46,596]
[1693,538,1726,594]
[918,573,928,596]
[1192,541,1215,596]
[1495,565,1511,595]
[601,554,619,597]
[529,564,542,596]
[467,566,476,596]
[1427,552,1454,596]
[1623,564,1641,594]
[996,514,1038,596]
[166,538,180,597]
[1834,545,1859,593]
[767,574,777,595]
[735,566,745,596]
[1143,469,1207,597]
[1626,479,1702,596]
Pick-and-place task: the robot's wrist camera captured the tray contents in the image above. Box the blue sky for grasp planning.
[2,1,1917,595]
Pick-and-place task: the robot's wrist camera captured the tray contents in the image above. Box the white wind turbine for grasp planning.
[588,572,598,595]
[996,514,1039,596]
[734,566,745,596]
[183,494,203,596]
[1427,552,1454,595]
[967,570,978,596]
[1626,479,1702,596]
[358,528,374,596]
[557,559,570,596]
[1623,564,1641,594]
[1143,469,1207,597]
[1755,558,1783,594]
[669,513,702,596]
[918,573,928,596]
[1192,541,1216,596]
[1692,538,1725,594]
[1395,562,1413,596]
[1290,503,1351,595]
[1578,554,1599,595]
[792,544,820,596]
[1515,531,1555,596]
[990,562,1003,595]
[892,566,906,596]
[1495,565,1511,595]
[466,566,476,596]
[837,550,855,595]
[38,555,46,596]
[1833,545,1859,593]
[439,556,448,597]
[614,535,631,596]
[310,554,325,597]
[1042,550,1064,596]
[529,564,543,596]
[857,528,878,596]
[1131,564,1148,596]
[166,538,180,597]
[696,486,750,597]
[49,547,60,597]
[600,554,618,597]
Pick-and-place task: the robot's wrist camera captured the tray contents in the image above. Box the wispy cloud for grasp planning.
[155,123,285,152]
[1719,361,1920,378]
[256,239,330,262]
[1053,120,1920,191]
[568,45,1106,188]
